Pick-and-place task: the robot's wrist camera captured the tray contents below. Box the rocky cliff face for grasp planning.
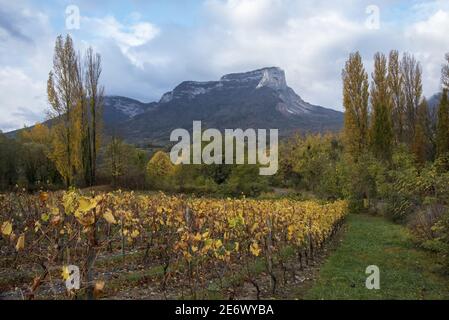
[114,67,344,144]
[103,96,157,124]
[157,67,322,117]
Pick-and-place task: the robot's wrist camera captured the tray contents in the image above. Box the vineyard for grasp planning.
[0,190,347,299]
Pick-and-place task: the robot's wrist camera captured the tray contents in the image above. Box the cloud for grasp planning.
[405,10,449,95]
[0,67,47,131]
[0,9,33,43]
[1,0,449,132]
[407,10,449,45]
[83,15,160,68]
[0,1,53,131]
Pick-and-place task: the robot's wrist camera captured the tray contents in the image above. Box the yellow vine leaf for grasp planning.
[15,233,25,251]
[130,229,140,238]
[62,191,77,215]
[103,210,117,224]
[77,197,97,213]
[1,221,12,236]
[61,266,69,280]
[193,233,202,241]
[50,206,59,216]
[41,213,50,222]
[250,242,261,257]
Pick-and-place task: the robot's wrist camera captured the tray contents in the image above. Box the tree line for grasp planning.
[343,50,449,165]
[271,50,449,269]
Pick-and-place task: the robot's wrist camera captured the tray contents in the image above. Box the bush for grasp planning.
[408,203,446,243]
[222,165,269,197]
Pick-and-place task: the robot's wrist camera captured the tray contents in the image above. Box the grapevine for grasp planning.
[0,191,347,299]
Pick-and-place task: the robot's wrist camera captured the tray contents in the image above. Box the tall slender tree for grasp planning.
[47,35,80,186]
[85,47,104,185]
[436,89,449,158]
[370,52,393,161]
[74,54,92,186]
[388,50,405,143]
[401,53,423,147]
[442,53,449,90]
[342,52,369,159]
[412,98,431,165]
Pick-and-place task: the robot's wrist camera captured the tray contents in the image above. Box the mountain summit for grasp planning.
[157,67,316,116]
[115,67,343,144]
[7,67,343,145]
[159,67,288,104]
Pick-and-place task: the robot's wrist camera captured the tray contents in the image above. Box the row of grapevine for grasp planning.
[0,190,347,299]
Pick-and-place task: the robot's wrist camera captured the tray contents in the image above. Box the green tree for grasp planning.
[19,123,61,188]
[101,137,147,188]
[436,89,449,158]
[370,52,393,161]
[223,165,268,197]
[290,133,344,197]
[412,98,431,165]
[0,133,20,189]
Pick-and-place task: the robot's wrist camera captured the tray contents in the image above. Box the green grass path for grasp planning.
[304,214,449,299]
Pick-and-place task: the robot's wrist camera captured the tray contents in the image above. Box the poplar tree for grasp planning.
[74,56,92,186]
[370,52,393,161]
[47,35,80,186]
[47,35,103,187]
[388,50,405,143]
[442,53,449,90]
[436,89,449,158]
[412,98,431,165]
[342,52,369,159]
[401,53,423,147]
[85,47,104,185]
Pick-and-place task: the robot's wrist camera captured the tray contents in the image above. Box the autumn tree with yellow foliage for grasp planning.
[47,35,79,186]
[388,50,405,144]
[47,35,103,187]
[147,151,176,189]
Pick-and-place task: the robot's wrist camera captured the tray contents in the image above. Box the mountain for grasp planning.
[111,67,343,144]
[427,93,441,111]
[4,96,156,138]
[6,67,344,145]
[102,96,157,124]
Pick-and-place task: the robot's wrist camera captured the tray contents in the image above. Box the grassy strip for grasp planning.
[304,214,449,300]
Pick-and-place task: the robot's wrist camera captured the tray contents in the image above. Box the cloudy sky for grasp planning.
[1,0,449,132]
